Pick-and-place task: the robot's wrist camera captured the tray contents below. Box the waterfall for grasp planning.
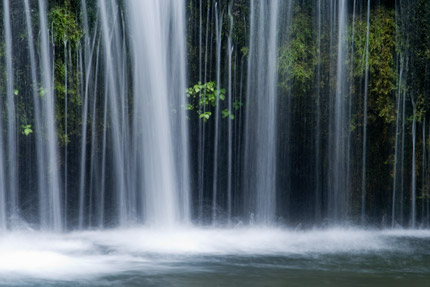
[400,57,408,225]
[243,0,280,224]
[411,99,417,227]
[199,0,203,82]
[328,0,350,221]
[98,0,129,225]
[226,1,234,223]
[0,0,10,229]
[314,0,322,223]
[422,118,426,224]
[196,1,212,223]
[127,0,190,226]
[3,0,18,222]
[0,87,5,229]
[392,56,404,227]
[427,121,430,227]
[63,42,68,227]
[212,2,223,223]
[38,0,63,231]
[78,0,99,228]
[0,0,427,231]
[361,0,371,224]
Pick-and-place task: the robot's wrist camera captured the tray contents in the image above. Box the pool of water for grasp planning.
[0,227,429,286]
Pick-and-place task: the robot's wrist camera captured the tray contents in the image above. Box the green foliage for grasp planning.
[222,109,235,120]
[186,81,239,122]
[404,0,430,116]
[54,58,82,146]
[21,124,33,136]
[186,81,222,109]
[241,47,249,57]
[200,111,212,121]
[227,0,250,55]
[278,4,317,95]
[233,100,243,110]
[49,4,83,48]
[352,6,396,124]
[39,87,46,97]
[47,2,85,146]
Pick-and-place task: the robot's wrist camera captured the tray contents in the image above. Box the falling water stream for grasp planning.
[0,0,429,285]
[38,0,63,231]
[243,0,279,224]
[361,0,370,224]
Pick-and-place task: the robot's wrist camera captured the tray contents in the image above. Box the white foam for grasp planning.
[0,226,427,280]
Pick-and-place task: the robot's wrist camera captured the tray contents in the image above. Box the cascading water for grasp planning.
[38,0,63,231]
[328,0,350,221]
[3,0,18,223]
[0,0,429,285]
[0,0,10,229]
[0,0,192,230]
[314,0,323,222]
[98,0,129,225]
[78,0,98,228]
[226,1,234,223]
[212,2,223,223]
[243,0,280,224]
[0,0,424,231]
[127,0,190,226]
[361,0,371,224]
[422,119,427,223]
[411,96,417,227]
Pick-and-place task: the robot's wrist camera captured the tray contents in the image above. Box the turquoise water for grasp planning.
[0,227,429,286]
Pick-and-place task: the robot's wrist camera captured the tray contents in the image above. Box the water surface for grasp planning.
[0,227,429,286]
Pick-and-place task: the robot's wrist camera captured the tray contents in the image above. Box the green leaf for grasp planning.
[14,89,19,96]
[241,46,249,56]
[221,109,235,120]
[21,124,33,136]
[233,100,243,110]
[199,111,212,122]
[186,104,194,110]
[207,82,215,91]
[185,81,229,121]
[222,109,230,119]
[39,88,46,97]
[24,128,32,136]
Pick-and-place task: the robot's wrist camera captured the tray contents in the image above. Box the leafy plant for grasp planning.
[39,87,46,97]
[49,5,83,48]
[186,81,238,122]
[200,111,212,121]
[278,4,317,95]
[241,47,249,57]
[21,124,33,136]
[233,100,243,110]
[222,109,235,120]
[351,7,396,124]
